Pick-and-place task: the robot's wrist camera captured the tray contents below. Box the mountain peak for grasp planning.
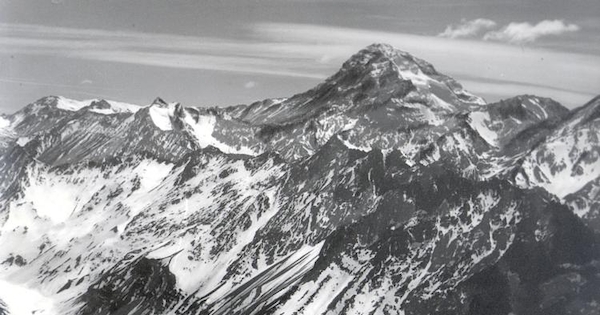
[151,97,169,107]
[356,43,414,61]
[337,43,485,108]
[362,43,405,58]
[345,43,439,78]
[489,95,569,122]
[17,96,87,115]
[237,43,485,126]
[18,96,141,116]
[87,99,142,115]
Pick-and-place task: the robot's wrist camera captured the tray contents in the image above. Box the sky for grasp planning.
[0,0,599,113]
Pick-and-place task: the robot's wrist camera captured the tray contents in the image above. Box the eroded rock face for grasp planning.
[78,257,181,315]
[0,43,598,315]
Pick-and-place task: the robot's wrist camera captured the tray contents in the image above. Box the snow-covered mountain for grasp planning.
[0,43,598,315]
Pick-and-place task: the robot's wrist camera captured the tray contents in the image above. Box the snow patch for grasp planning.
[398,66,430,87]
[184,114,216,147]
[21,179,80,224]
[0,279,57,315]
[149,104,174,131]
[183,111,258,155]
[16,137,31,147]
[0,116,9,129]
[519,127,600,199]
[337,135,370,152]
[55,96,92,111]
[88,100,142,115]
[468,111,499,147]
[106,100,142,113]
[54,96,142,114]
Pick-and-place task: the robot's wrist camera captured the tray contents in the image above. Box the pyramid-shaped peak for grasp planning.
[239,44,486,125]
[333,43,484,106]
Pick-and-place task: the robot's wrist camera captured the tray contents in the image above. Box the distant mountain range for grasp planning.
[0,43,598,315]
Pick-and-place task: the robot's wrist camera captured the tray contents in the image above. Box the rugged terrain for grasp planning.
[0,43,598,315]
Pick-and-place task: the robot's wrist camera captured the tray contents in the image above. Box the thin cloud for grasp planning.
[459,79,596,107]
[0,77,119,91]
[438,18,497,39]
[0,23,328,80]
[244,81,257,89]
[0,22,597,108]
[484,20,580,44]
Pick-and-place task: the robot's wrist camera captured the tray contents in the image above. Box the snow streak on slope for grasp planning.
[207,242,324,315]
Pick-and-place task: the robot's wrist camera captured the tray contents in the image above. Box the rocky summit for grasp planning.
[0,43,599,315]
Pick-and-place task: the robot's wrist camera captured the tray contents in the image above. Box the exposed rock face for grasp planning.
[0,43,598,315]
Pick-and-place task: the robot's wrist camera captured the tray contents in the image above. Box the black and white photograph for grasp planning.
[0,0,599,314]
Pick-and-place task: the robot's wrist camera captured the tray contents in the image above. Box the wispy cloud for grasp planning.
[0,76,124,102]
[0,23,328,80]
[438,18,497,39]
[439,19,581,44]
[484,20,580,44]
[459,79,596,108]
[0,76,118,91]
